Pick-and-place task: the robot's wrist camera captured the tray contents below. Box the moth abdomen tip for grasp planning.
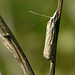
[43,52,50,60]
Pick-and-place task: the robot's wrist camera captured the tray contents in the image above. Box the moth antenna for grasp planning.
[29,11,50,18]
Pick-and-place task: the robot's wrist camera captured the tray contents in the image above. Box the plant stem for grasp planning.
[50,0,63,75]
[0,15,34,75]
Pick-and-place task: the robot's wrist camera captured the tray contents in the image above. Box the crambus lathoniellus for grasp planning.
[29,10,57,60]
[43,11,57,60]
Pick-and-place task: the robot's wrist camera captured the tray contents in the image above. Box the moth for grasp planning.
[43,11,57,60]
[29,10,57,60]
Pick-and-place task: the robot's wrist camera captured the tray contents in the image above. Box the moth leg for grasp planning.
[52,10,57,19]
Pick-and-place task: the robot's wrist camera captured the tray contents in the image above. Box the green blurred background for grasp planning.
[0,0,75,75]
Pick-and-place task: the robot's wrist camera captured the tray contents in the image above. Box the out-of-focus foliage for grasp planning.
[0,0,75,75]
